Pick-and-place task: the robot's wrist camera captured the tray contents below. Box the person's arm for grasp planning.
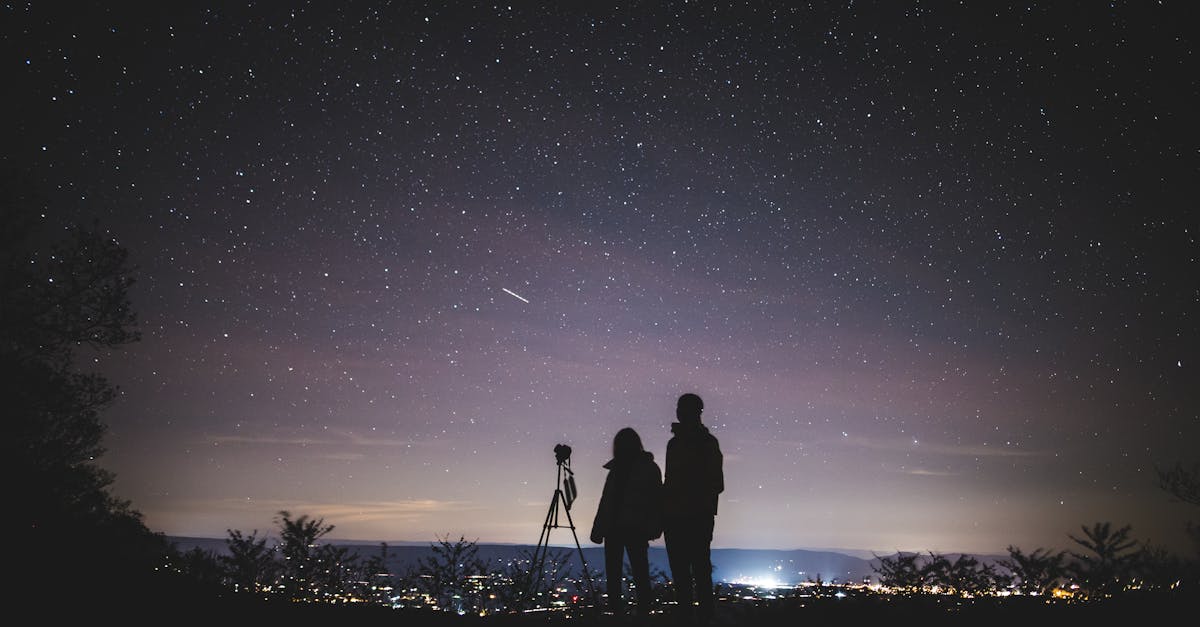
[590,473,612,543]
[711,438,724,496]
[644,461,664,540]
[646,461,664,507]
[662,440,677,505]
[662,440,675,490]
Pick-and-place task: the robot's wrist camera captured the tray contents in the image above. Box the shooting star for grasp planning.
[501,287,530,304]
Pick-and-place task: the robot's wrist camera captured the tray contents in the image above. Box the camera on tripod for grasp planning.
[554,443,572,465]
[554,444,577,508]
[529,441,596,604]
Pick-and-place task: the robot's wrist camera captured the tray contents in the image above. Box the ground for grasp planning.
[49,591,1196,627]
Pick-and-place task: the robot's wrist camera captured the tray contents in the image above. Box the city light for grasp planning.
[730,575,786,590]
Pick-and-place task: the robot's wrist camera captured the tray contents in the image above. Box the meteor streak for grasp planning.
[502,287,530,303]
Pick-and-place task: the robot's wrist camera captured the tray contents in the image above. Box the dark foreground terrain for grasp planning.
[34,588,1197,627]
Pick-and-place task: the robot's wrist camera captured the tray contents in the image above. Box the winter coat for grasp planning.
[590,451,663,543]
[663,421,724,523]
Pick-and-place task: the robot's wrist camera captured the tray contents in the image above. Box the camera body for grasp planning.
[554,443,572,465]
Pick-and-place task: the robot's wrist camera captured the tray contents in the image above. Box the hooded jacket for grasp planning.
[590,450,663,543]
[663,420,724,522]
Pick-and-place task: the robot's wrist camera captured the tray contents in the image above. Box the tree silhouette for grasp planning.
[920,553,950,594]
[497,546,550,611]
[223,528,279,595]
[1000,546,1067,595]
[494,546,572,612]
[2,205,166,602]
[617,557,669,611]
[1157,461,1200,507]
[311,542,358,601]
[872,552,928,593]
[415,534,486,613]
[1134,542,1190,592]
[805,572,836,598]
[1068,522,1139,598]
[646,560,672,607]
[921,552,998,596]
[357,542,397,606]
[1156,460,1200,557]
[274,510,355,601]
[176,546,227,594]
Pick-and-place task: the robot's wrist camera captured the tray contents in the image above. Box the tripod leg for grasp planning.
[529,490,560,599]
[560,497,600,609]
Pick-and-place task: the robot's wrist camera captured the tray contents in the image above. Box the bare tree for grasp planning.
[494,546,573,612]
[1156,461,1200,556]
[1157,461,1200,507]
[872,552,928,593]
[415,534,486,613]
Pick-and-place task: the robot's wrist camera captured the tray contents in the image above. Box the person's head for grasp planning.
[612,427,645,460]
[677,393,704,424]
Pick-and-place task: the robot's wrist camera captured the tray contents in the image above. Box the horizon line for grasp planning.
[164,534,1015,557]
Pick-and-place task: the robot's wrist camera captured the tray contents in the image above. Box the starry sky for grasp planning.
[5,2,1198,555]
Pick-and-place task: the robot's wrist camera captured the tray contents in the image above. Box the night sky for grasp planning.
[5,2,1198,555]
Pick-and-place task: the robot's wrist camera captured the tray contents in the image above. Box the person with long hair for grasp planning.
[590,427,663,618]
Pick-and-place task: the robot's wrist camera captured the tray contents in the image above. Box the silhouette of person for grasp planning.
[590,427,663,618]
[663,393,723,624]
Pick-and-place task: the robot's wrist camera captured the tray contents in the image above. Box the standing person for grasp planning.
[663,393,724,625]
[590,427,663,618]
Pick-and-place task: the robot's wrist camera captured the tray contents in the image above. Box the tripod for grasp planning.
[528,447,598,610]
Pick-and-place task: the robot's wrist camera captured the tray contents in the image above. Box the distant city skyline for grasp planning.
[167,535,886,586]
[6,2,1197,555]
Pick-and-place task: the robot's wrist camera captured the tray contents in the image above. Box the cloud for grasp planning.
[838,435,1049,458]
[208,429,448,449]
[141,497,486,541]
[901,467,958,477]
[318,452,367,461]
[288,499,481,524]
[181,497,476,522]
